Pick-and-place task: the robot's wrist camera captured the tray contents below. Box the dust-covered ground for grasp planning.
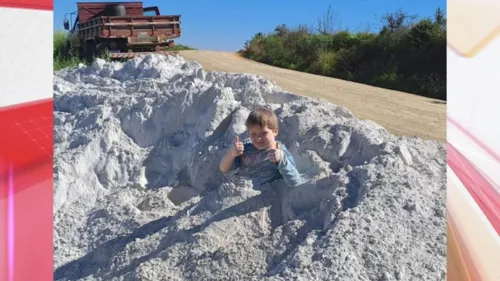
[53,55,446,281]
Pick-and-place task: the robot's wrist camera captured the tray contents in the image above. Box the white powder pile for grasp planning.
[53,55,446,281]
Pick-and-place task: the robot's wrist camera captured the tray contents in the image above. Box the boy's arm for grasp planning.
[277,149,302,187]
[220,136,244,173]
[220,151,238,173]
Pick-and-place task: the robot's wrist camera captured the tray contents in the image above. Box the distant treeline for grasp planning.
[241,7,446,100]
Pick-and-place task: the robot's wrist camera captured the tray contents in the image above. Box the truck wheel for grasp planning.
[83,41,96,62]
[96,42,109,59]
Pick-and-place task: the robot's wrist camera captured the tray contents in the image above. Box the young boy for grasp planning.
[219,106,302,188]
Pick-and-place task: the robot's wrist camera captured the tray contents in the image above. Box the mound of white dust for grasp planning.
[53,55,446,281]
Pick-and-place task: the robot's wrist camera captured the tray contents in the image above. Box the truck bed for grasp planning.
[72,2,182,56]
[77,2,144,23]
[79,15,181,40]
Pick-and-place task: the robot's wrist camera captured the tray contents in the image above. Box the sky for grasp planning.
[54,0,446,52]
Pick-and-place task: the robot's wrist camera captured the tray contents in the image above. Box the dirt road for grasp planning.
[178,50,446,142]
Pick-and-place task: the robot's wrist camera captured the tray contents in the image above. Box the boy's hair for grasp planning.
[245,106,279,130]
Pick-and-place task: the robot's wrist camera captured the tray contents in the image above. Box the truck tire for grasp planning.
[96,42,109,58]
[83,41,96,62]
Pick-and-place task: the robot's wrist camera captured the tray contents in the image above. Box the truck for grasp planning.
[63,2,181,60]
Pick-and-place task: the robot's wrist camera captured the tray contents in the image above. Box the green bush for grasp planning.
[241,8,446,100]
[53,31,82,71]
[313,49,337,76]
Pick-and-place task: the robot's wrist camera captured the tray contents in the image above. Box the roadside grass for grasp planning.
[54,31,83,71]
[168,44,196,51]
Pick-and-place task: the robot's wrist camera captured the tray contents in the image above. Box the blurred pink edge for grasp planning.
[447,143,500,235]
[448,117,500,164]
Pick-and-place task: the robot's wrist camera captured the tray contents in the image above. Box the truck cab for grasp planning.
[64,17,82,50]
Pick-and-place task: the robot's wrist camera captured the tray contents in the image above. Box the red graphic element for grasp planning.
[447,143,500,235]
[0,99,53,185]
[0,99,53,281]
[0,0,52,10]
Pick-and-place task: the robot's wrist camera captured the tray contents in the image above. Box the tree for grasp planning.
[317,5,340,34]
[274,24,289,37]
[434,7,446,28]
[380,10,417,34]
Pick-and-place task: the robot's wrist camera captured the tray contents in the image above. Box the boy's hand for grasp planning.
[268,142,282,163]
[230,136,244,158]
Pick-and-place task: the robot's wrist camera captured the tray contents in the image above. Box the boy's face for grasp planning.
[248,125,278,150]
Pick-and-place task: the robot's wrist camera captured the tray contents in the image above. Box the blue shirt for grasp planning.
[228,140,302,188]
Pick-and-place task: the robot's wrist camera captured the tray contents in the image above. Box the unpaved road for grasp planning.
[179,50,446,142]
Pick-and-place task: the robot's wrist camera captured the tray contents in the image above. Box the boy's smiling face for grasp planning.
[247,124,278,150]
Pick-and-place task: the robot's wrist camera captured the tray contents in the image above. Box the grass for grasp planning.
[168,44,196,51]
[53,31,195,71]
[54,32,82,71]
